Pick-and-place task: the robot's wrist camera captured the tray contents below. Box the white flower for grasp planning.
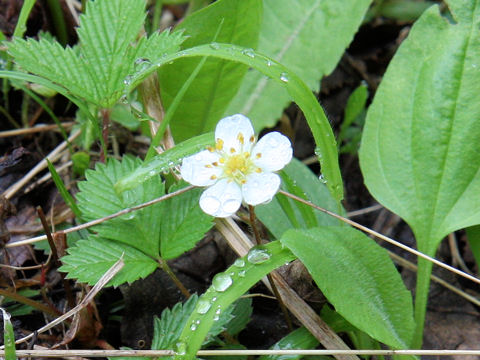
[180,114,293,217]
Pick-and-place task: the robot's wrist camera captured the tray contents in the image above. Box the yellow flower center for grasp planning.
[223,153,255,183]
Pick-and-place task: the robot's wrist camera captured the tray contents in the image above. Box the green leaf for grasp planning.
[159,0,262,142]
[60,236,157,286]
[115,132,214,193]
[226,0,372,130]
[258,327,318,360]
[1,308,16,360]
[223,297,252,336]
[338,82,368,150]
[47,159,82,218]
[174,241,296,360]
[256,158,342,239]
[281,226,415,349]
[160,183,213,260]
[126,44,344,202]
[358,2,480,346]
[76,156,165,257]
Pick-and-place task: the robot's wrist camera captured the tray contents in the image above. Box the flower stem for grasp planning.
[158,258,191,299]
[248,205,293,331]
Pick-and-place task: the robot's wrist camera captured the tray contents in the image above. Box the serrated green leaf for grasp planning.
[161,183,213,260]
[159,0,262,142]
[76,156,165,257]
[226,0,372,130]
[256,158,342,239]
[224,297,252,336]
[358,2,480,346]
[60,236,157,286]
[76,0,146,106]
[280,226,415,349]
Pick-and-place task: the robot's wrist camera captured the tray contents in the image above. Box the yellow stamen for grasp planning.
[207,146,214,152]
[210,175,217,180]
[256,167,262,173]
[212,162,218,166]
[219,158,225,164]
[216,139,224,151]
[205,164,212,168]
[244,152,250,157]
[256,153,262,159]
[237,132,245,144]
[249,135,255,143]
[230,147,236,153]
[241,179,247,184]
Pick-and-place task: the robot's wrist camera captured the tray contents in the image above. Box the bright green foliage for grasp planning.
[60,236,158,286]
[222,297,252,336]
[76,156,165,257]
[159,0,262,141]
[258,327,319,360]
[359,1,480,346]
[1,308,16,360]
[160,183,213,260]
[174,241,296,360]
[7,0,185,108]
[226,0,372,130]
[281,226,415,349]
[256,158,341,239]
[125,44,344,202]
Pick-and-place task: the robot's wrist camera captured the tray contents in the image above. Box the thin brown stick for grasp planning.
[6,185,196,248]
[1,349,480,357]
[100,108,111,163]
[0,288,59,318]
[248,205,293,331]
[278,190,480,286]
[1,256,125,347]
[0,122,75,138]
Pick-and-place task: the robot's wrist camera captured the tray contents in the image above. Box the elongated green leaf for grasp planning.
[358,2,480,345]
[281,226,415,349]
[174,241,296,360]
[258,327,318,360]
[47,160,82,218]
[159,0,262,142]
[76,156,164,257]
[256,158,342,239]
[226,0,372,130]
[161,183,213,259]
[127,44,344,202]
[115,132,214,193]
[1,308,16,360]
[60,236,157,286]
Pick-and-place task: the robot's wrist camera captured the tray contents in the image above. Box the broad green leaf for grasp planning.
[174,242,296,360]
[126,44,344,202]
[76,156,165,257]
[226,0,372,130]
[256,158,342,239]
[223,297,252,336]
[358,2,480,345]
[159,0,262,142]
[60,236,157,286]
[281,226,415,349]
[160,183,213,260]
[258,327,318,360]
[115,132,214,193]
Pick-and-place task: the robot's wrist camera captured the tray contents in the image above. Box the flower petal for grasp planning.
[180,150,222,186]
[242,172,280,206]
[215,114,255,153]
[199,179,242,217]
[252,132,292,172]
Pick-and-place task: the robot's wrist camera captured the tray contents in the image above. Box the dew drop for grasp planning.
[215,307,222,315]
[123,75,133,86]
[213,315,220,321]
[212,273,233,292]
[266,60,272,67]
[318,174,327,184]
[223,199,240,213]
[201,196,221,214]
[210,42,220,50]
[197,298,212,314]
[233,258,245,267]
[247,246,271,264]
[279,72,289,82]
[212,297,217,302]
[190,324,197,331]
[120,94,128,104]
[238,270,246,277]
[242,48,255,58]
[176,342,187,355]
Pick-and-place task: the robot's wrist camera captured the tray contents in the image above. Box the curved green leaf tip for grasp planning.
[173,241,296,360]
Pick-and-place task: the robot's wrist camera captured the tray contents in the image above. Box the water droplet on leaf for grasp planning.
[233,258,245,267]
[279,72,289,82]
[210,42,220,50]
[242,48,255,58]
[247,246,271,264]
[197,298,212,314]
[212,273,233,292]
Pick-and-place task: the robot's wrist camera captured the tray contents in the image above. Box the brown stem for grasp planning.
[158,259,191,299]
[100,108,111,163]
[248,205,293,331]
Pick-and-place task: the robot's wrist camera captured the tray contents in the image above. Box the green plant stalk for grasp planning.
[0,289,59,318]
[127,43,344,203]
[20,91,30,127]
[412,255,433,349]
[1,308,16,360]
[46,0,69,45]
[174,241,296,360]
[151,0,163,33]
[47,159,82,218]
